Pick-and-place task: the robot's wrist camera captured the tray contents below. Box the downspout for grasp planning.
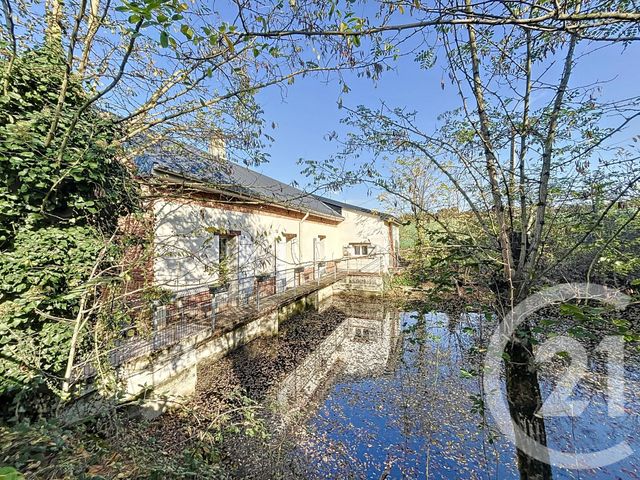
[387,221,394,268]
[298,210,310,263]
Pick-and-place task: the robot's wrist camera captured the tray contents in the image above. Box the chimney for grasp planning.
[208,133,227,162]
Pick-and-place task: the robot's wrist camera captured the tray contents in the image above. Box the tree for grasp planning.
[302,3,640,296]
[3,0,639,168]
[2,0,399,171]
[0,0,395,410]
[0,48,138,413]
[2,0,640,458]
[296,3,640,478]
[378,156,475,287]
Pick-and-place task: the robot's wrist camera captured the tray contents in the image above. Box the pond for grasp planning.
[201,295,640,479]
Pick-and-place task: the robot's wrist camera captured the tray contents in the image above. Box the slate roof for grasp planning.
[313,194,400,224]
[135,150,344,220]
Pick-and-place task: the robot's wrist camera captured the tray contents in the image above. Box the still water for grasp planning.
[266,296,640,479]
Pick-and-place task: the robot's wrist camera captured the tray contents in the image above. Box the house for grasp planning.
[135,148,400,297]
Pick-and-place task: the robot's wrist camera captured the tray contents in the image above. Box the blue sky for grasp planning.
[254,45,454,209]
[252,39,640,211]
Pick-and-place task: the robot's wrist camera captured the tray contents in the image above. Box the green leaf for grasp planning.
[160,31,169,48]
[221,32,234,53]
[180,24,194,40]
[559,303,586,320]
[460,368,476,379]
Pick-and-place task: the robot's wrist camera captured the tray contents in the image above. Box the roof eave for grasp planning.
[151,166,344,222]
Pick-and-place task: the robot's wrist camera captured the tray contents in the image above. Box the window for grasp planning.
[352,244,369,256]
[353,326,376,342]
[218,235,237,282]
[219,236,232,263]
[316,235,326,260]
[283,233,298,264]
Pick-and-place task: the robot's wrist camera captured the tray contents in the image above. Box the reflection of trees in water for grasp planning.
[439,308,551,479]
[222,296,406,479]
[457,309,552,479]
[280,304,552,479]
[505,306,640,480]
[204,297,640,479]
[397,311,514,477]
[208,296,401,478]
[287,307,520,478]
[505,329,553,480]
[228,299,640,479]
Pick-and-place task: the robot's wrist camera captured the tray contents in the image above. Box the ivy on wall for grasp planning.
[0,48,138,414]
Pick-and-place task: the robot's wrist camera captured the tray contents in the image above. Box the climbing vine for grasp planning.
[0,47,138,414]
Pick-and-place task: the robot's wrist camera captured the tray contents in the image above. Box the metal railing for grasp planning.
[73,253,387,380]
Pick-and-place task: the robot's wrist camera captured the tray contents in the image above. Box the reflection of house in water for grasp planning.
[274,298,402,415]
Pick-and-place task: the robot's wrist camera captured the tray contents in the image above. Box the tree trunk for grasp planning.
[45,0,64,48]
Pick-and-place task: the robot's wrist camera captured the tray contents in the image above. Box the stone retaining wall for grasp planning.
[116,274,383,415]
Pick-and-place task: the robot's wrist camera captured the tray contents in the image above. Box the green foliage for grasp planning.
[387,270,420,288]
[0,391,267,479]
[545,200,640,285]
[0,47,134,242]
[0,467,23,480]
[0,227,103,404]
[0,48,138,410]
[551,302,640,343]
[399,221,418,251]
[398,214,488,294]
[0,416,223,479]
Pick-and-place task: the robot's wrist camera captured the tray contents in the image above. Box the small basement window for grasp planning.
[351,243,370,256]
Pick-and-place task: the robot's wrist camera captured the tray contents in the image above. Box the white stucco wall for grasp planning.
[337,208,399,270]
[153,198,397,290]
